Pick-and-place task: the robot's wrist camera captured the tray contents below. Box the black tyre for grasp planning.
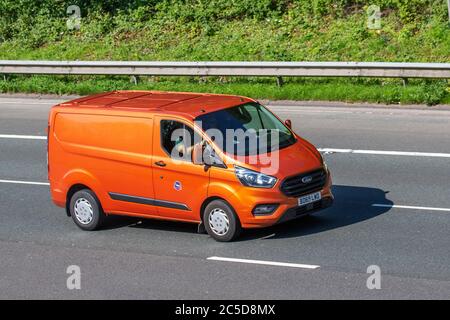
[69,189,106,231]
[203,200,241,242]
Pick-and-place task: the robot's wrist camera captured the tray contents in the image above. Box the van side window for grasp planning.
[160,120,199,162]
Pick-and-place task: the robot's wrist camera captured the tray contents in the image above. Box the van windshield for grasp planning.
[195,102,296,156]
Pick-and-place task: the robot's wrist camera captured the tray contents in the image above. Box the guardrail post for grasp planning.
[402,78,408,87]
[447,0,450,22]
[130,75,139,85]
[276,76,284,87]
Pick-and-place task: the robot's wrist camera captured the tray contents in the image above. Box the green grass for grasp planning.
[1,75,448,105]
[0,1,449,104]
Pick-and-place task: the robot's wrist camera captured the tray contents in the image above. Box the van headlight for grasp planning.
[234,166,277,188]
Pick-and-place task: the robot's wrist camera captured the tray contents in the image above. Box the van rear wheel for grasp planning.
[69,189,105,231]
[204,200,241,242]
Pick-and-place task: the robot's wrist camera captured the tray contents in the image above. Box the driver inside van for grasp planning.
[174,135,194,159]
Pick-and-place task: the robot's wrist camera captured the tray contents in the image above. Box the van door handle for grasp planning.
[155,161,166,167]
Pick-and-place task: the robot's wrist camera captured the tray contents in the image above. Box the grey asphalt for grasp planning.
[0,97,449,299]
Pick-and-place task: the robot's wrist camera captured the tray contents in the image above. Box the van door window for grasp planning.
[160,120,200,162]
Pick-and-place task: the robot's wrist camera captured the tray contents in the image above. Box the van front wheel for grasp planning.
[204,200,241,242]
[69,189,105,231]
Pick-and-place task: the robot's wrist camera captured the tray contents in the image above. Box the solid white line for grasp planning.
[0,134,449,159]
[1,180,449,213]
[207,256,320,269]
[0,179,49,186]
[372,204,450,212]
[0,134,46,140]
[273,109,354,114]
[318,148,450,158]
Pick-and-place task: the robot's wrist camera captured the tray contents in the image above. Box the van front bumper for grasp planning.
[241,192,333,228]
[276,196,333,224]
[238,172,333,228]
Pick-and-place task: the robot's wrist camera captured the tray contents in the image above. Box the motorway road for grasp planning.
[0,96,449,299]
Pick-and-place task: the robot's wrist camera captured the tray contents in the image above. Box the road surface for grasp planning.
[0,96,449,299]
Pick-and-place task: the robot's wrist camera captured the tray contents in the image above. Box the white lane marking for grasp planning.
[372,204,450,212]
[207,256,320,269]
[318,148,450,158]
[0,179,49,186]
[0,134,46,140]
[273,109,354,114]
[1,135,450,159]
[2,179,450,214]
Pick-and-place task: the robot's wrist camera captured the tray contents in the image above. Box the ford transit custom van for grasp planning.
[48,91,333,241]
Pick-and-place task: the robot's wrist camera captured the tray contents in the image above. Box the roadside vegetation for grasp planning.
[0,0,449,105]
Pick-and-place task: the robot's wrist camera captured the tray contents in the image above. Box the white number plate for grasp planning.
[298,191,321,206]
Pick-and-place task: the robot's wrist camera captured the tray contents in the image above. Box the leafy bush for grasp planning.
[420,80,448,105]
[0,0,448,103]
[1,0,448,45]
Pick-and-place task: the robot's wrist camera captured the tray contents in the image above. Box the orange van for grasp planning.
[48,91,333,241]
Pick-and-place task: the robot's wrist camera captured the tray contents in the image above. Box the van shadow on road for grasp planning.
[101,185,393,241]
[240,185,393,241]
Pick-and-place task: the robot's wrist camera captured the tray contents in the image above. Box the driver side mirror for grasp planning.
[285,119,292,129]
[192,142,226,168]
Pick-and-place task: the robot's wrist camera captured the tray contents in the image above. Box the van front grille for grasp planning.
[280,168,327,198]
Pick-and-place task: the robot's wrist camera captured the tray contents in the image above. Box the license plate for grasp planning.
[298,191,321,206]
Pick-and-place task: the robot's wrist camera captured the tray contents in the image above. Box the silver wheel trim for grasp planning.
[74,198,94,225]
[208,208,230,236]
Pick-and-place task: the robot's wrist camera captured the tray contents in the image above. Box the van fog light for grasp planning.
[252,204,279,216]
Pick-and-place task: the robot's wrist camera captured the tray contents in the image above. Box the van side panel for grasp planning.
[50,111,155,215]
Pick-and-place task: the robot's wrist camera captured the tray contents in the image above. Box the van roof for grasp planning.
[56,90,254,119]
